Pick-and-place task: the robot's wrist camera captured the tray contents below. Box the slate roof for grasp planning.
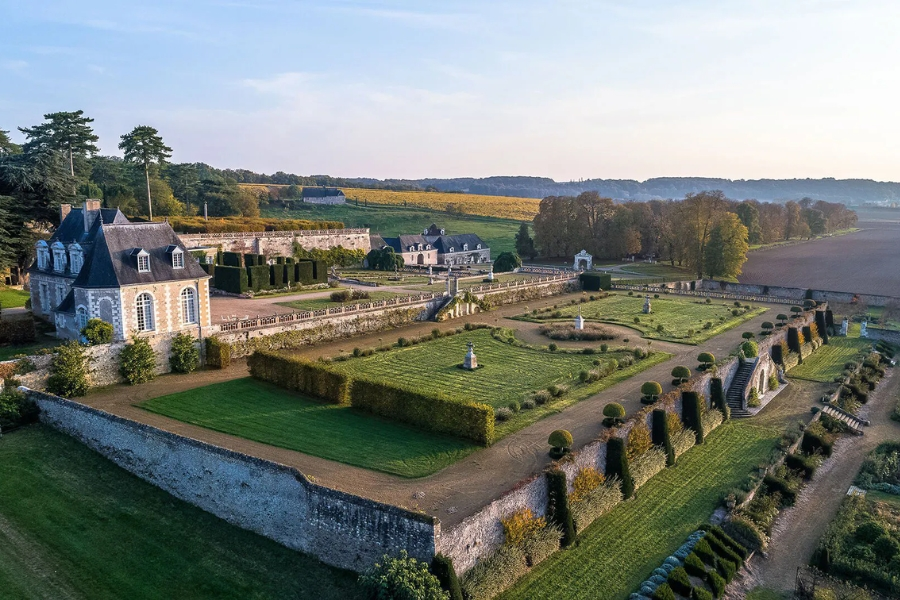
[72,222,210,288]
[51,207,129,246]
[376,235,433,253]
[301,187,345,198]
[425,233,487,253]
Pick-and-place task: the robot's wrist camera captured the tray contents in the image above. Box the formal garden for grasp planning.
[516,293,767,344]
[0,426,361,600]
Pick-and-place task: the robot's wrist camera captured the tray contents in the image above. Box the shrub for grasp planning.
[785,452,818,480]
[768,373,779,390]
[571,467,605,502]
[81,318,113,345]
[600,343,609,352]
[570,479,622,532]
[494,407,513,421]
[682,391,704,444]
[532,390,551,405]
[508,400,520,413]
[631,447,667,489]
[801,428,834,457]
[641,381,663,404]
[602,402,626,427]
[169,332,199,374]
[47,341,90,397]
[672,365,691,384]
[521,398,536,410]
[548,429,573,456]
[667,566,692,596]
[741,340,759,358]
[706,534,744,568]
[710,377,726,417]
[546,469,575,547]
[698,352,715,370]
[205,337,231,369]
[627,420,652,460]
[358,551,449,600]
[0,390,39,431]
[707,571,725,598]
[460,545,526,600]
[119,336,157,385]
[715,557,737,584]
[249,350,351,404]
[652,583,676,600]
[606,437,634,499]
[684,552,707,578]
[706,526,749,560]
[693,588,714,600]
[501,508,546,546]
[579,272,611,291]
[693,537,717,565]
[0,317,36,344]
[431,555,462,600]
[747,387,760,408]
[548,343,558,352]
[722,515,767,553]
[763,474,799,505]
[493,251,522,273]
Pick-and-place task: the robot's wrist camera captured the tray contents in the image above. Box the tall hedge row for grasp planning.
[296,261,314,285]
[546,469,575,547]
[247,265,271,292]
[248,350,351,404]
[606,437,634,499]
[205,337,232,369]
[312,260,328,283]
[787,327,801,354]
[771,343,783,365]
[815,310,829,345]
[270,263,284,288]
[652,409,675,466]
[222,251,242,267]
[579,272,612,291]
[284,264,296,286]
[214,265,248,294]
[710,377,726,416]
[682,391,704,444]
[349,378,494,445]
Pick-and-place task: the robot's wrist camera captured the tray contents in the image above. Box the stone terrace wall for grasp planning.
[439,309,818,574]
[698,280,899,307]
[178,229,370,257]
[30,390,437,572]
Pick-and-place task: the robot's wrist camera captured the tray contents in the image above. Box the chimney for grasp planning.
[83,199,101,232]
[60,203,72,222]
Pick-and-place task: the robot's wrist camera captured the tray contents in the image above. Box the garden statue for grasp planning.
[574,306,584,330]
[643,295,652,314]
[488,268,494,282]
[463,341,478,370]
[428,265,432,276]
[840,318,849,336]
[861,320,868,338]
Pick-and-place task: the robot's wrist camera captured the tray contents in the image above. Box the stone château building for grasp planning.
[30,200,212,341]
[369,224,490,266]
[301,186,346,205]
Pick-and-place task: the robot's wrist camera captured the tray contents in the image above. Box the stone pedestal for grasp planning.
[643,295,652,314]
[463,342,478,370]
[574,314,584,331]
[861,320,868,338]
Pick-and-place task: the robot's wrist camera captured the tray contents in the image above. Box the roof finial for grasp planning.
[98,210,104,225]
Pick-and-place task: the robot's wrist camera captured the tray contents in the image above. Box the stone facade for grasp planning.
[31,390,438,572]
[178,229,371,258]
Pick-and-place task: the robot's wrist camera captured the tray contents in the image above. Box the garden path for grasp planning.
[81,293,782,526]
[730,368,900,598]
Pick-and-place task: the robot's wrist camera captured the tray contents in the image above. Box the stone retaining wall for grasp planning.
[30,390,438,572]
[698,280,899,307]
[178,228,371,257]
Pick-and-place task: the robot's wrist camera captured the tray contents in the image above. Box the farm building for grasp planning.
[369,224,490,266]
[301,186,346,205]
[30,200,212,341]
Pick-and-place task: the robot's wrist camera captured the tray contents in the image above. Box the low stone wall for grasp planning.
[867,327,900,346]
[699,280,899,307]
[30,390,437,572]
[178,228,371,257]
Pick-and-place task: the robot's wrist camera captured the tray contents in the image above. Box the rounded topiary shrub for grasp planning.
[602,402,626,427]
[641,381,663,404]
[549,429,573,458]
[672,365,691,385]
[697,352,715,370]
[741,340,759,358]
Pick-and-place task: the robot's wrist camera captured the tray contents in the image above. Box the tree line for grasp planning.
[529,191,857,278]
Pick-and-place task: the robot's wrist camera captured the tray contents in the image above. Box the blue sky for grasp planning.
[2,1,899,180]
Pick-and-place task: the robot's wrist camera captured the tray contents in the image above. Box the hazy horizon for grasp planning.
[3,1,900,182]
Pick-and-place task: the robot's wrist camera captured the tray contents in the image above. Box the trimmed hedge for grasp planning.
[579,272,612,291]
[710,377,726,416]
[763,474,799,505]
[547,469,575,547]
[283,264,296,286]
[249,350,350,404]
[707,571,725,598]
[296,261,314,285]
[705,526,749,560]
[270,263,284,288]
[312,260,328,283]
[606,437,634,499]
[350,377,494,445]
[247,265,270,292]
[431,554,463,600]
[652,584,676,600]
[222,251,242,267]
[0,318,36,344]
[801,429,833,457]
[785,452,818,479]
[771,343,783,365]
[787,327,801,354]
[682,391,704,444]
[652,409,675,466]
[667,566,692,596]
[214,265,248,294]
[204,337,232,369]
[815,310,829,344]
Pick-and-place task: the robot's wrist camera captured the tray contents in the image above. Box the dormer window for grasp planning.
[36,240,50,270]
[449,247,455,253]
[409,245,414,252]
[69,243,84,274]
[131,248,151,273]
[51,241,67,273]
[171,247,184,269]
[476,244,481,250]
[426,244,431,250]
[463,243,469,251]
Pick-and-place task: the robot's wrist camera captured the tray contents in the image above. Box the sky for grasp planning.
[2,0,900,181]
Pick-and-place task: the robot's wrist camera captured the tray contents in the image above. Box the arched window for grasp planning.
[180,287,197,324]
[51,241,67,272]
[76,306,89,331]
[135,293,154,332]
[36,241,50,270]
[69,243,84,274]
[463,243,469,251]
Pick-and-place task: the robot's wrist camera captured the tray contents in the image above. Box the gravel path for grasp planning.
[81,293,783,526]
[731,366,900,598]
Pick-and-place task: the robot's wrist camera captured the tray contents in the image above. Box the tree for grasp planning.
[703,213,749,279]
[697,352,715,370]
[803,207,827,237]
[515,222,537,260]
[169,332,199,374]
[671,365,691,384]
[119,125,172,221]
[19,110,99,178]
[640,381,662,404]
[784,200,802,240]
[164,163,201,211]
[119,336,158,385]
[674,191,728,278]
[735,201,762,245]
[358,551,449,600]
[548,429,573,453]
[47,341,90,397]
[0,129,21,156]
[493,251,522,273]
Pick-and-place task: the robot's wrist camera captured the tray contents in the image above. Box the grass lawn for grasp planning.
[0,425,362,600]
[276,290,405,312]
[0,337,62,361]
[521,294,767,344]
[614,263,696,280]
[746,589,788,600]
[326,329,671,438]
[409,272,547,292]
[499,421,782,600]
[261,202,521,255]
[0,287,29,309]
[787,335,871,383]
[139,378,478,478]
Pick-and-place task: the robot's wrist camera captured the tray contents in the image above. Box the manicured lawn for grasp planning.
[0,425,362,600]
[522,294,767,344]
[499,421,781,600]
[615,263,696,280]
[787,335,871,382]
[261,202,521,254]
[746,588,788,600]
[0,337,62,361]
[276,290,405,311]
[139,378,478,478]
[327,330,670,438]
[0,287,29,309]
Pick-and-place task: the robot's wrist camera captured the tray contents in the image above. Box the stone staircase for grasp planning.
[820,404,868,435]
[726,360,756,418]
